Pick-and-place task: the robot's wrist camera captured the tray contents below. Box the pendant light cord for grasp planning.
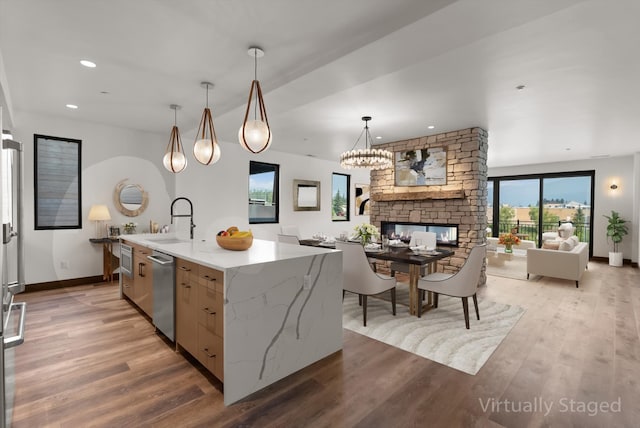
[253,50,258,120]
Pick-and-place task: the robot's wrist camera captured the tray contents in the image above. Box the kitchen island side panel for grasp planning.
[223,251,342,405]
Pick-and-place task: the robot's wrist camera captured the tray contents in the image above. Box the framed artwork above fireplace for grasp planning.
[394,147,447,186]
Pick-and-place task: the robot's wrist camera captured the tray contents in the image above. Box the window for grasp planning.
[249,161,279,224]
[332,173,350,221]
[34,134,82,229]
[488,170,594,256]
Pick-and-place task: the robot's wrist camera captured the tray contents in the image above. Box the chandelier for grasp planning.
[340,116,393,170]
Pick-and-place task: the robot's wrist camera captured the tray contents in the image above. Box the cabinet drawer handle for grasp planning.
[202,307,216,315]
[179,266,191,271]
[181,283,191,288]
[203,348,216,358]
[124,284,130,288]
[138,262,146,277]
[203,275,216,282]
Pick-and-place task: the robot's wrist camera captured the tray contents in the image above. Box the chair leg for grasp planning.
[391,288,396,316]
[575,281,579,288]
[390,270,396,277]
[359,294,362,306]
[462,297,470,329]
[362,295,368,326]
[433,292,439,308]
[342,290,345,301]
[371,263,377,273]
[472,293,479,320]
[527,273,530,280]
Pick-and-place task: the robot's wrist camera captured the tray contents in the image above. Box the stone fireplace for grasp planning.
[370,127,488,285]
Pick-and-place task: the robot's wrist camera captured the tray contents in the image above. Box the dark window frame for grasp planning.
[249,161,279,224]
[332,172,350,222]
[34,134,82,230]
[488,170,595,256]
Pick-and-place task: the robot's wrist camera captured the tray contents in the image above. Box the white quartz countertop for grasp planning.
[120,233,337,270]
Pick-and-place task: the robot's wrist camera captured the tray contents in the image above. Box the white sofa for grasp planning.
[526,239,588,287]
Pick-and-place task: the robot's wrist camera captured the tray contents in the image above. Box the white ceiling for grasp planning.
[1,0,639,167]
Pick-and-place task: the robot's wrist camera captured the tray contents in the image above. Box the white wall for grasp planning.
[13,111,173,284]
[489,155,637,262]
[175,139,371,242]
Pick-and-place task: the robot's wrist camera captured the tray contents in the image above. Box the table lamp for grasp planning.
[88,204,112,239]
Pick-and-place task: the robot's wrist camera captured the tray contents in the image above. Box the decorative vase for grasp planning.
[361,235,371,246]
[504,243,513,253]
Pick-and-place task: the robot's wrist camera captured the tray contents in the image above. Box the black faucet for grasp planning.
[170,197,195,239]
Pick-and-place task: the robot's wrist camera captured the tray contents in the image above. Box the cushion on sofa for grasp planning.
[568,235,580,246]
[559,239,576,251]
[557,223,574,239]
[542,240,560,250]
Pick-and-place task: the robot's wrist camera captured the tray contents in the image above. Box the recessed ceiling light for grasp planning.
[516,84,526,90]
[427,125,435,129]
[66,104,78,109]
[80,60,96,68]
[565,147,571,151]
[375,136,382,140]
[100,91,109,95]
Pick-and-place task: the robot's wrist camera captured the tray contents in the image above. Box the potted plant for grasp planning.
[604,210,628,267]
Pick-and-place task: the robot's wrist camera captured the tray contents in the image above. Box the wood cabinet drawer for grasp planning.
[198,285,223,336]
[197,326,224,381]
[197,266,223,294]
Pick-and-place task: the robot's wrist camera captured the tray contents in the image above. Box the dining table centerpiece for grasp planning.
[353,223,380,246]
[498,232,520,253]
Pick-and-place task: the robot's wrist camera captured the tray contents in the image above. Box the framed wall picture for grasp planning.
[394,147,447,186]
[355,183,370,216]
[293,179,320,211]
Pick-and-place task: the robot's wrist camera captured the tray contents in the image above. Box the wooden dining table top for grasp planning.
[298,239,454,265]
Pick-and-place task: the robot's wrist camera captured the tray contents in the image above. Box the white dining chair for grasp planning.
[417,244,486,329]
[336,241,396,326]
[277,234,300,245]
[390,231,437,277]
[280,225,300,238]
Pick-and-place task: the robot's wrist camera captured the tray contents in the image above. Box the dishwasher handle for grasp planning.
[147,255,173,265]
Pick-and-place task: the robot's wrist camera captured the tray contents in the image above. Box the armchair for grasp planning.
[336,241,396,326]
[417,244,486,329]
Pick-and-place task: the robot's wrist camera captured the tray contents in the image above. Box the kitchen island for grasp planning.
[119,235,343,405]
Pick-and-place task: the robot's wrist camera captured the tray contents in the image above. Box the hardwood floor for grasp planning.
[11,261,640,427]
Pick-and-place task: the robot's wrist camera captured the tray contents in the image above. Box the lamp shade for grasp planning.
[88,204,112,221]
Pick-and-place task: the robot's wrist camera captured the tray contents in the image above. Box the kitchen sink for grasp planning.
[145,237,190,244]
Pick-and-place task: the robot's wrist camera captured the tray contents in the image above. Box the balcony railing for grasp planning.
[489,220,590,245]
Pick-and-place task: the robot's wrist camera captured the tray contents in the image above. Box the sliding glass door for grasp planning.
[488,171,594,256]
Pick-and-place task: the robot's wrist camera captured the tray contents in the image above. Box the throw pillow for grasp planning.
[559,239,575,251]
[542,240,560,250]
[568,235,580,246]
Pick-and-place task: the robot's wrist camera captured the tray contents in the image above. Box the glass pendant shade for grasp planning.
[238,119,272,153]
[339,116,393,170]
[164,106,187,173]
[194,83,221,165]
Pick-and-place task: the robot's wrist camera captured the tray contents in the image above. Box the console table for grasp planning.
[89,238,120,282]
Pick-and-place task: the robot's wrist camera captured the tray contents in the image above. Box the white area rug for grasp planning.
[342,285,524,375]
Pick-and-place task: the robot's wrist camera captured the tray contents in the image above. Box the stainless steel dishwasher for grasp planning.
[147,251,175,341]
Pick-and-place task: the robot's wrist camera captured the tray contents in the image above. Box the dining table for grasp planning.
[299,239,453,315]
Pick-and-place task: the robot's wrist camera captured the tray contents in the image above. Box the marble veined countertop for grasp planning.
[120,233,336,271]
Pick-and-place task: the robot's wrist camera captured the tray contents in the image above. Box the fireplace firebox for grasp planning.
[380,221,458,247]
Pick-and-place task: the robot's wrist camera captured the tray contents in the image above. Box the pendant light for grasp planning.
[194,81,221,165]
[340,116,393,170]
[163,104,187,173]
[238,47,272,154]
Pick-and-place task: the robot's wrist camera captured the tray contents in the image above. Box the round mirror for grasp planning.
[114,179,149,217]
